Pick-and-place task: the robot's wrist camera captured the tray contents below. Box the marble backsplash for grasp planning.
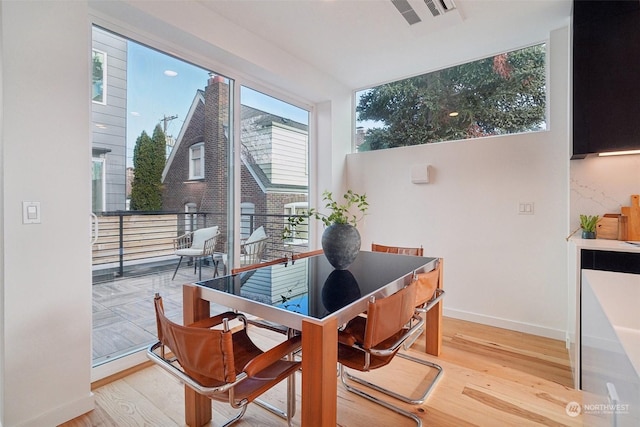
[570,154,640,231]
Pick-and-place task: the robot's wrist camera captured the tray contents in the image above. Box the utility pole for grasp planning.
[160,114,178,156]
[160,114,178,134]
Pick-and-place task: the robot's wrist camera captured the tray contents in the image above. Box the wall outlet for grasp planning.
[518,202,534,215]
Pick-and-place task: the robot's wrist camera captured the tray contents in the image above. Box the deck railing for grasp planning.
[92,211,310,282]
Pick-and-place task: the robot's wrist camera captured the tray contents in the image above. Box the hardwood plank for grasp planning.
[63,317,605,427]
[91,380,179,426]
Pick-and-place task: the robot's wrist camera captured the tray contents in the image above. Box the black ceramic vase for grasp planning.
[581,230,596,239]
[321,223,361,270]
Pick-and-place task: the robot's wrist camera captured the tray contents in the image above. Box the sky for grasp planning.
[126,41,309,168]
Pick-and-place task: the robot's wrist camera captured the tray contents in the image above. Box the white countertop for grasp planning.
[570,236,640,253]
[583,270,640,377]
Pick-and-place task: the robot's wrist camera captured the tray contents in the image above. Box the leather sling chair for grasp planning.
[148,293,301,427]
[370,244,445,404]
[337,280,425,427]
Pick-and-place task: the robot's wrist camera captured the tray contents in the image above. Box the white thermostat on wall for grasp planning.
[411,164,431,184]
[22,201,41,224]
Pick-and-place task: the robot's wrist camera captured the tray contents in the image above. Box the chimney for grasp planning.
[208,73,225,87]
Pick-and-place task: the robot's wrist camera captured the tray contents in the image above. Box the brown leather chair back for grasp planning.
[413,259,441,307]
[371,243,423,256]
[363,281,417,350]
[154,296,235,387]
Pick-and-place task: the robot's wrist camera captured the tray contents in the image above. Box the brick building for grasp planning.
[162,76,309,254]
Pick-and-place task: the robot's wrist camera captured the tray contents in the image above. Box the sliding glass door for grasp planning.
[90,25,312,372]
[91,26,231,367]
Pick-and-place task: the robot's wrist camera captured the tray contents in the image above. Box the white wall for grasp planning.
[1,1,93,426]
[346,27,571,339]
[0,1,580,424]
[0,1,5,423]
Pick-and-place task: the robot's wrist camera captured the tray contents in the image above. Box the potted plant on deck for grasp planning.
[284,190,368,269]
[580,214,599,239]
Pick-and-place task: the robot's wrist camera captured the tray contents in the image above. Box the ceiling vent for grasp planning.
[391,0,457,25]
[391,0,422,25]
[424,0,457,17]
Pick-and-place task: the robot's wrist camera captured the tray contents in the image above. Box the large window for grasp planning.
[239,86,310,261]
[91,26,230,369]
[355,44,546,152]
[90,25,312,373]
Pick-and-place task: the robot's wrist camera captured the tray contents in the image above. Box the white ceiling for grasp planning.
[198,0,572,90]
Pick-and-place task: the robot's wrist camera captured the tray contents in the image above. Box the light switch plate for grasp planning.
[22,201,41,224]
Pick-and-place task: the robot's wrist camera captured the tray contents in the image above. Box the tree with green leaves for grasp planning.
[130,124,166,210]
[356,44,546,151]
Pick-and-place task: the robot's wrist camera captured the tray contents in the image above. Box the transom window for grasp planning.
[355,43,547,152]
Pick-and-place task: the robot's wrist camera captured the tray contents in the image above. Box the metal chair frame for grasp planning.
[338,284,425,427]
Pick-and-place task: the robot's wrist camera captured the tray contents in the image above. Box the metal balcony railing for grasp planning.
[92,211,311,283]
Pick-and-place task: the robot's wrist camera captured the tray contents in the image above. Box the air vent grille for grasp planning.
[391,0,422,25]
[424,0,441,17]
[391,0,457,25]
[424,0,457,17]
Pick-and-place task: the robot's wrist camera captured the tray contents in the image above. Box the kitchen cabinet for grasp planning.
[581,249,640,274]
[572,0,640,158]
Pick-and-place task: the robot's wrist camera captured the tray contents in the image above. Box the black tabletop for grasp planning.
[197,251,435,320]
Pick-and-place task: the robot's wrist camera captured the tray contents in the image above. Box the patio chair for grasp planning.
[240,226,269,266]
[148,293,301,427]
[337,281,424,426]
[172,226,219,280]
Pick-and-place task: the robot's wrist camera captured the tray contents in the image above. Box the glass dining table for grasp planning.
[181,250,438,427]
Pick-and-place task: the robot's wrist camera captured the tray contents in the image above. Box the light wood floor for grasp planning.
[61,317,607,427]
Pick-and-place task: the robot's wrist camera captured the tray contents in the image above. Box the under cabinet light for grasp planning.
[598,150,640,157]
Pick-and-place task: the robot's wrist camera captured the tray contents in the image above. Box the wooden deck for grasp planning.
[92,261,223,365]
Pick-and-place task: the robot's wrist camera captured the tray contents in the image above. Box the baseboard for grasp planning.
[444,307,566,341]
[16,393,94,427]
[92,349,149,382]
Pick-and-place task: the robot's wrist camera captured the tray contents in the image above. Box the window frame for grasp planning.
[189,142,204,180]
[92,48,107,105]
[88,14,317,380]
[91,157,106,212]
[353,42,548,152]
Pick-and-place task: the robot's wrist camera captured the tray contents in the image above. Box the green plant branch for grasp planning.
[282,190,368,240]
